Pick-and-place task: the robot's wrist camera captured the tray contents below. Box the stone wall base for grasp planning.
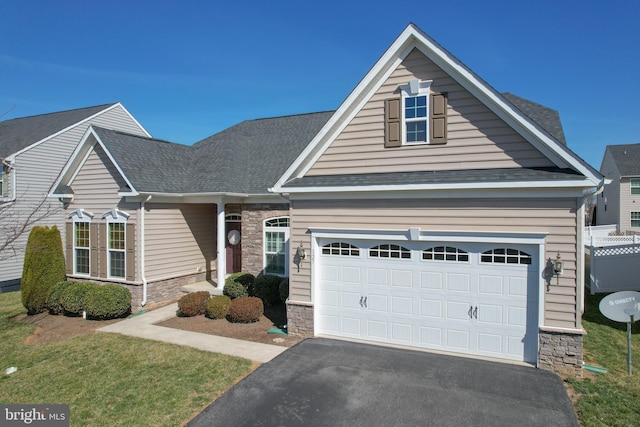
[539,329,584,378]
[286,301,314,337]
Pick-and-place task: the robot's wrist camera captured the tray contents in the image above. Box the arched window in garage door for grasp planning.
[369,244,411,259]
[322,242,360,256]
[480,248,532,265]
[422,246,469,262]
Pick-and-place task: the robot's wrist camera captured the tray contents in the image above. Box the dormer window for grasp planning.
[401,80,431,144]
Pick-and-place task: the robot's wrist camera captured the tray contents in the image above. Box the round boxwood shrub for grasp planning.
[279,278,289,303]
[253,274,282,306]
[223,280,248,300]
[178,291,210,317]
[84,285,132,320]
[227,296,263,323]
[225,272,256,295]
[60,282,98,316]
[21,226,66,314]
[47,281,75,315]
[206,295,232,319]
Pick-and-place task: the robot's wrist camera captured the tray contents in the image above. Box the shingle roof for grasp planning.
[605,144,640,176]
[502,93,566,145]
[284,167,582,188]
[92,111,334,194]
[92,127,194,193]
[0,103,117,158]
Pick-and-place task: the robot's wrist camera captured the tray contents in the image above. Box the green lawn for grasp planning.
[567,291,640,426]
[0,291,253,426]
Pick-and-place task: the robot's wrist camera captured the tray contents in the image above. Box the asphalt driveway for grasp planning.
[188,338,578,427]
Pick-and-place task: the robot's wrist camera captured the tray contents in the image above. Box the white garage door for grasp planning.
[316,239,539,362]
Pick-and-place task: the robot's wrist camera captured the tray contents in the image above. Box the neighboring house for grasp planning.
[0,103,150,291]
[595,144,640,233]
[51,24,603,377]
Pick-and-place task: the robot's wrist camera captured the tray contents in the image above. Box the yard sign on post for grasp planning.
[599,291,640,376]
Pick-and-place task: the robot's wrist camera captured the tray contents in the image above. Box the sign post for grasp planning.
[599,291,640,376]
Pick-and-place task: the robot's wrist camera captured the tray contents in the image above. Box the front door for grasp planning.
[226,221,242,273]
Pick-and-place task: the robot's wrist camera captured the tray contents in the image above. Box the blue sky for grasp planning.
[1,0,638,169]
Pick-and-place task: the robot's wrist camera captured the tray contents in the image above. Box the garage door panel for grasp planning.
[446,273,471,293]
[391,296,413,315]
[477,304,503,325]
[421,271,443,290]
[477,333,503,354]
[420,326,443,346]
[367,268,388,286]
[391,269,413,288]
[420,299,443,318]
[342,266,361,284]
[367,294,388,313]
[507,306,527,327]
[366,320,388,339]
[478,275,503,295]
[391,322,412,342]
[320,264,339,282]
[508,277,528,297]
[341,316,362,335]
[321,289,340,307]
[446,300,472,322]
[446,329,471,350]
[342,292,363,310]
[319,314,339,333]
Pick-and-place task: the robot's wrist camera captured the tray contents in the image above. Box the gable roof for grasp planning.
[53,111,334,196]
[0,103,119,158]
[604,144,640,176]
[273,23,602,192]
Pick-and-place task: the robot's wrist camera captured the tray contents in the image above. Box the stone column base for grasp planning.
[539,328,584,378]
[286,301,314,337]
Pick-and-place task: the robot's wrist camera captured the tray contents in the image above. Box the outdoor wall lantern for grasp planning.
[553,251,564,283]
[296,243,307,260]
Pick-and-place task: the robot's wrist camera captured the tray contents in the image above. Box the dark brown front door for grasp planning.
[226,221,242,273]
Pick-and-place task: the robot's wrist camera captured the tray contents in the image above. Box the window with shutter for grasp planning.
[385,80,447,147]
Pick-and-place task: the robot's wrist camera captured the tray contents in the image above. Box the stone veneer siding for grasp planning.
[238,203,289,277]
[286,301,314,337]
[538,329,584,378]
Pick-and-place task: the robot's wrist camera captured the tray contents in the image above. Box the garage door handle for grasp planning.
[473,306,478,319]
[359,296,364,307]
[363,296,367,308]
[468,306,473,319]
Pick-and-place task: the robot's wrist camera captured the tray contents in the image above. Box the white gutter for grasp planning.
[139,195,152,307]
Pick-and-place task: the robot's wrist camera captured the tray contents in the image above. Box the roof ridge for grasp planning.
[92,125,186,146]
[1,103,117,123]
[250,110,335,122]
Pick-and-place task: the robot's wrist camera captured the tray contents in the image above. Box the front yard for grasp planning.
[0,291,254,426]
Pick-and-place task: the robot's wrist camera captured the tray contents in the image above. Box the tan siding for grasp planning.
[307,48,553,176]
[144,203,216,281]
[290,197,579,330]
[0,104,146,283]
[596,151,620,227]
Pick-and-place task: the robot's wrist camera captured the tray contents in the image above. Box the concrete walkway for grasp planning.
[97,303,287,363]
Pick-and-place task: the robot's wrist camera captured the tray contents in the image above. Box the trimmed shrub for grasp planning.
[47,281,75,315]
[225,272,256,295]
[21,226,66,314]
[178,291,210,317]
[206,295,232,319]
[227,296,263,323]
[279,278,289,303]
[223,280,248,300]
[253,274,282,306]
[60,282,98,316]
[84,285,132,320]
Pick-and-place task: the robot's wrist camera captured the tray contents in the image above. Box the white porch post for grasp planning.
[217,199,226,290]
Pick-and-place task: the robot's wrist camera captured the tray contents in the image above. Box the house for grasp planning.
[595,144,640,233]
[51,24,603,376]
[0,103,149,291]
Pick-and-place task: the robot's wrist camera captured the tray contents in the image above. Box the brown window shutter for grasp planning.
[65,223,73,275]
[385,98,402,148]
[126,223,135,281]
[90,223,99,277]
[430,92,447,144]
[98,223,107,278]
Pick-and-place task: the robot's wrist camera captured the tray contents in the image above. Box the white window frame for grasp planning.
[631,178,640,195]
[400,79,432,145]
[69,209,93,276]
[263,216,290,276]
[102,209,129,279]
[631,211,640,228]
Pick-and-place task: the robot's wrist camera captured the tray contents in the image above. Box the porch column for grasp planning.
[217,199,226,290]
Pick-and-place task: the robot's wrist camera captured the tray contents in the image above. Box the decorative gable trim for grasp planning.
[49,126,138,198]
[272,23,602,192]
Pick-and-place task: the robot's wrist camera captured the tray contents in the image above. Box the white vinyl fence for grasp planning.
[588,231,640,294]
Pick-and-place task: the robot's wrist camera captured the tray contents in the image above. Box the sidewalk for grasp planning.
[97,303,287,363]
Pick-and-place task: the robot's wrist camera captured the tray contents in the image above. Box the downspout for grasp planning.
[140,195,152,307]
